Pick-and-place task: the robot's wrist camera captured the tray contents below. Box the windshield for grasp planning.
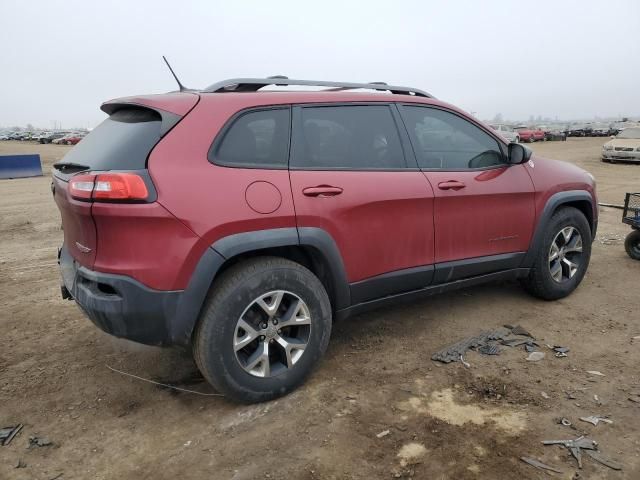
[617,128,640,139]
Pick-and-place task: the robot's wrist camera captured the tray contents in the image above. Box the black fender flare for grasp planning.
[169,227,350,345]
[521,190,597,268]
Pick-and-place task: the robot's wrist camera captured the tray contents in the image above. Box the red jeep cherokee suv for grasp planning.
[54,78,597,402]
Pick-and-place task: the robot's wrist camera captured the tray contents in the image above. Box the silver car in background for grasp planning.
[490,124,519,143]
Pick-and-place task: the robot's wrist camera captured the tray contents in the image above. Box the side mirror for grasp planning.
[508,142,532,165]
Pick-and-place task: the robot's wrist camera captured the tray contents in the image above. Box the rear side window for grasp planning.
[210,108,290,169]
[60,107,163,170]
[292,105,405,170]
[401,106,505,170]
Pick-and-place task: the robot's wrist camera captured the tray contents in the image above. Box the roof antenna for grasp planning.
[162,56,188,92]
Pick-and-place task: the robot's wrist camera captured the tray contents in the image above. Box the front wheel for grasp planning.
[521,206,592,300]
[194,257,332,403]
[625,230,640,260]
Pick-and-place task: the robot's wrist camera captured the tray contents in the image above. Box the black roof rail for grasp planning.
[202,78,433,98]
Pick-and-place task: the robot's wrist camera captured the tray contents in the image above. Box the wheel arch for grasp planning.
[522,190,597,268]
[169,227,350,346]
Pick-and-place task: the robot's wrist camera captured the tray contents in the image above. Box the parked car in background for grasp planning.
[602,127,640,163]
[515,126,545,143]
[62,133,85,145]
[53,77,597,402]
[544,128,567,141]
[40,132,67,144]
[53,133,85,145]
[490,124,519,143]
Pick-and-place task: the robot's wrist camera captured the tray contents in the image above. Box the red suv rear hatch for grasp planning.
[52,93,198,269]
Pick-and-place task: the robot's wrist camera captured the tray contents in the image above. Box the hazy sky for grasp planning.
[1,0,639,128]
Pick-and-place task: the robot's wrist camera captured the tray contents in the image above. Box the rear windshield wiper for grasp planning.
[53,162,90,173]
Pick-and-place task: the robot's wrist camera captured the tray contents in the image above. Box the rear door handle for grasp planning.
[437,180,466,191]
[302,186,343,197]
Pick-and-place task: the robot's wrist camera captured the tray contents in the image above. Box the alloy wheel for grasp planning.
[234,290,311,378]
[548,226,583,283]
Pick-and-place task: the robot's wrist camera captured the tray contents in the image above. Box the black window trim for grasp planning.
[396,103,511,172]
[290,102,418,172]
[208,105,292,170]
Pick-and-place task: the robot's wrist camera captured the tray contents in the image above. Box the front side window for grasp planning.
[292,105,405,170]
[402,106,505,170]
[210,108,290,168]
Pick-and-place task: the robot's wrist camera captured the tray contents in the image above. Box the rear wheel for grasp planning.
[194,257,332,403]
[625,230,640,260]
[521,207,591,300]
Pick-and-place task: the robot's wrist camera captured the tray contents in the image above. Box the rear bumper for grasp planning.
[59,245,182,346]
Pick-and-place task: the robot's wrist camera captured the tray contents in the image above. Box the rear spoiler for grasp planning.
[101,92,199,137]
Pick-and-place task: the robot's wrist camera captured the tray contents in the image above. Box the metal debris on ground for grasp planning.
[584,450,623,470]
[376,430,390,438]
[542,436,621,470]
[558,417,572,427]
[520,456,563,474]
[541,391,550,399]
[0,424,23,446]
[431,327,510,363]
[553,346,569,358]
[509,325,533,337]
[526,351,545,362]
[28,436,52,448]
[525,344,537,353]
[477,343,501,356]
[580,416,612,426]
[586,370,605,376]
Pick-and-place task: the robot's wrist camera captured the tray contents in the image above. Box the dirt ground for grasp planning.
[1,138,639,480]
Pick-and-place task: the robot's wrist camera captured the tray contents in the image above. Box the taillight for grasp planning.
[69,172,149,201]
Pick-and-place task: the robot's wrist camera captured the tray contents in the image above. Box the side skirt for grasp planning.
[335,268,530,321]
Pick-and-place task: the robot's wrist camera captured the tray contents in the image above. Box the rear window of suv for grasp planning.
[60,107,163,171]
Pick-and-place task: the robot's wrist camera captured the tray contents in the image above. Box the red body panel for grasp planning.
[290,170,435,282]
[53,176,97,268]
[526,156,597,226]
[424,165,536,262]
[91,202,202,290]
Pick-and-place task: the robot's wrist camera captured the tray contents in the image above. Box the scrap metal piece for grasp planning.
[584,450,623,471]
[542,436,597,450]
[579,416,612,426]
[28,436,52,448]
[571,446,583,468]
[586,370,605,376]
[553,346,570,353]
[431,328,510,363]
[520,456,563,473]
[560,418,572,427]
[0,424,23,446]
[511,325,533,337]
[478,343,501,356]
[501,338,530,347]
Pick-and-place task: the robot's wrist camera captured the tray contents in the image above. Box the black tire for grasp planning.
[625,230,640,260]
[520,206,592,300]
[193,257,332,403]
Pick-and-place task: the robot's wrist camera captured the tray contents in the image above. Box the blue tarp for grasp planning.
[0,154,43,179]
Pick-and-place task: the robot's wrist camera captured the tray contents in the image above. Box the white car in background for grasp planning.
[489,124,519,143]
[602,127,640,163]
